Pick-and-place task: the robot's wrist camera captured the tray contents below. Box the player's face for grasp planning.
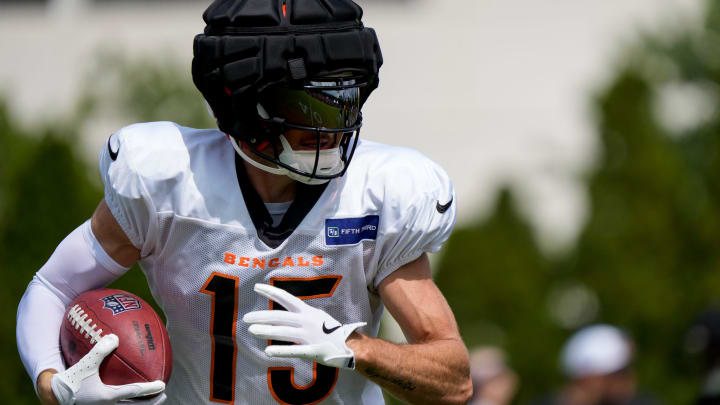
[283,129,341,151]
[240,75,362,181]
[241,129,342,170]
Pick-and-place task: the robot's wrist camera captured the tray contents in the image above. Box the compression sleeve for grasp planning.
[16,220,131,392]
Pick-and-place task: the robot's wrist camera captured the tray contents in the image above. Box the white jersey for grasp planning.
[99,121,456,405]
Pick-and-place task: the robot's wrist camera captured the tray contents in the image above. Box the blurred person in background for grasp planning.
[529,324,661,405]
[469,346,518,405]
[686,309,720,404]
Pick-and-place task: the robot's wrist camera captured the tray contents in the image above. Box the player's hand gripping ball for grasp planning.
[60,289,172,387]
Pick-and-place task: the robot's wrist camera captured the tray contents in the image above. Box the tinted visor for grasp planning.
[259,77,362,130]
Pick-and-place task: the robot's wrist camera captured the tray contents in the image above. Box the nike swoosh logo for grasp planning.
[107,136,120,161]
[322,322,341,334]
[436,197,453,214]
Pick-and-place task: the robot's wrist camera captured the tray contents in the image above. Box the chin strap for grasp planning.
[228,136,336,185]
[229,136,288,176]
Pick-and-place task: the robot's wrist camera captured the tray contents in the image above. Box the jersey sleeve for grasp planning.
[98,126,158,256]
[372,150,457,288]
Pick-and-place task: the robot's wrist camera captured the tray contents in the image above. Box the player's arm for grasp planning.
[34,200,141,403]
[347,253,472,405]
[17,200,155,405]
[244,253,472,404]
[90,198,142,267]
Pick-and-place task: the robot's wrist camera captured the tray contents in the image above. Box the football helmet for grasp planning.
[230,74,366,184]
[192,0,382,184]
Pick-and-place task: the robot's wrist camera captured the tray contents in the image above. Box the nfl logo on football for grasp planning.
[100,294,142,315]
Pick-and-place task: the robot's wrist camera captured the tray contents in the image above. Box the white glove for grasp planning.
[243,283,366,369]
[51,334,167,405]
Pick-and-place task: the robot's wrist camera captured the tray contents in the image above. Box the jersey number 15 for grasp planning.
[201,273,343,405]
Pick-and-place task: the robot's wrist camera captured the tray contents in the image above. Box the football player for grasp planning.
[16,0,472,404]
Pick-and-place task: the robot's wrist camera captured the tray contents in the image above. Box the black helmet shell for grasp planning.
[192,0,383,138]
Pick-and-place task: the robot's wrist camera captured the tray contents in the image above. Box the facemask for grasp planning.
[230,135,344,185]
[278,135,344,185]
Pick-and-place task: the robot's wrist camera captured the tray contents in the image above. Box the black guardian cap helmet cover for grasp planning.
[192,0,383,183]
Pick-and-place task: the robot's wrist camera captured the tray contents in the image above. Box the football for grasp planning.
[60,288,172,386]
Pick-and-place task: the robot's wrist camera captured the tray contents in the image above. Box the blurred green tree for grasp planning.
[80,52,215,128]
[0,100,103,403]
[434,3,720,405]
[433,190,563,402]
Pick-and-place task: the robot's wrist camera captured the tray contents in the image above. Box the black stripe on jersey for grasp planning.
[268,364,338,405]
[267,276,342,404]
[234,153,328,249]
[272,278,341,300]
